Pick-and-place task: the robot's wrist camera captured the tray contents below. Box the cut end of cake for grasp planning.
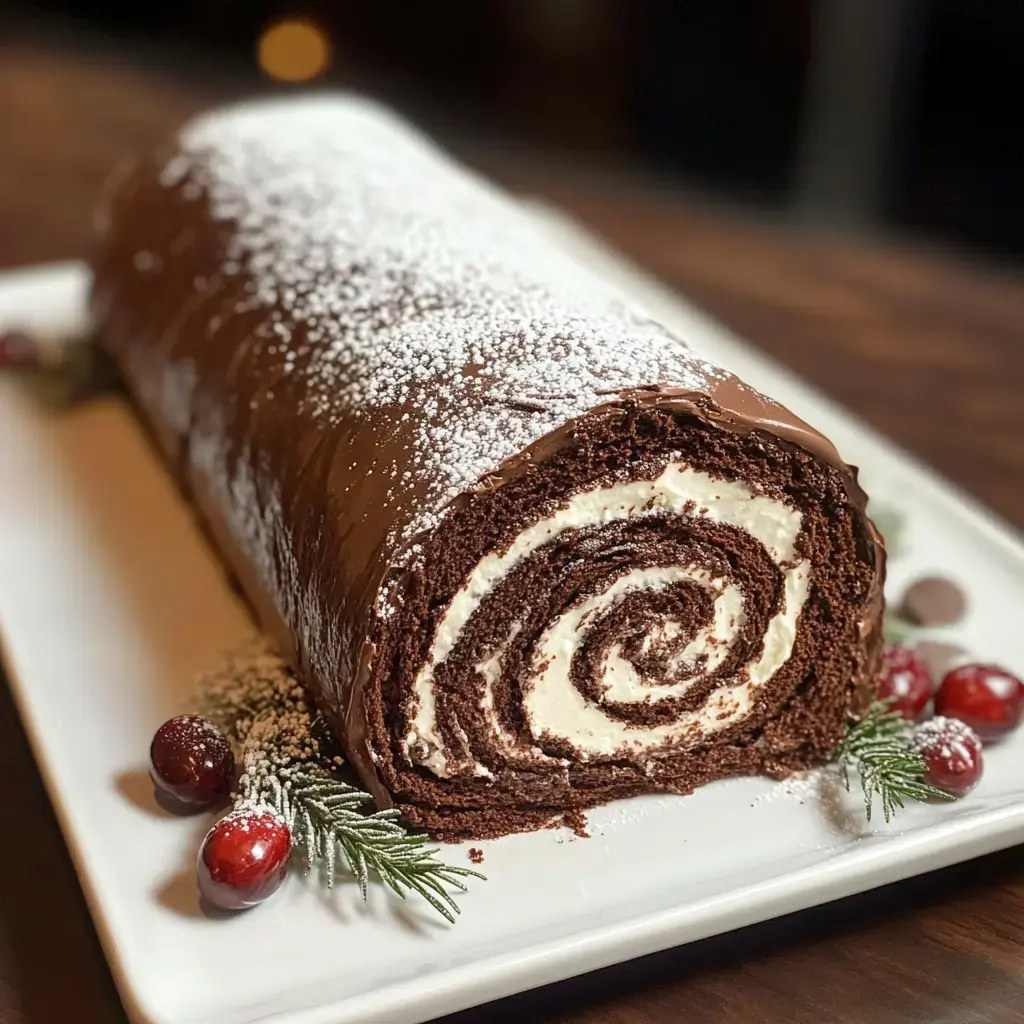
[360,400,883,841]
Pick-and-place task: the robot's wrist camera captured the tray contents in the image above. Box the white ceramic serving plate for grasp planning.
[2,213,1024,1024]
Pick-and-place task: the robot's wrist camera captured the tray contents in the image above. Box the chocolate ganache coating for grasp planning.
[90,96,885,840]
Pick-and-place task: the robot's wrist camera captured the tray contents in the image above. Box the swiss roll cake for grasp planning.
[90,96,885,840]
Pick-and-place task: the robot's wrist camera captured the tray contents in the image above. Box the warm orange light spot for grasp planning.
[257,19,331,83]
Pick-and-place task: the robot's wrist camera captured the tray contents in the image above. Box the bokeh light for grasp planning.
[257,19,332,83]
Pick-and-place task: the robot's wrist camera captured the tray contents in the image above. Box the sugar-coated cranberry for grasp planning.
[913,716,984,797]
[934,664,1023,741]
[150,714,235,810]
[197,810,292,911]
[877,644,933,719]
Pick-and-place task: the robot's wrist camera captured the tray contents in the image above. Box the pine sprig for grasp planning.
[195,640,483,923]
[240,765,484,923]
[835,701,954,822]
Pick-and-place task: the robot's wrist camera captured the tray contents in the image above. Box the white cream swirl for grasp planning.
[404,463,809,777]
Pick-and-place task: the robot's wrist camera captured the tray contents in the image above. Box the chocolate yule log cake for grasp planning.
[90,96,885,840]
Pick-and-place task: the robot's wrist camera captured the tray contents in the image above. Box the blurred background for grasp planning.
[2,0,1022,261]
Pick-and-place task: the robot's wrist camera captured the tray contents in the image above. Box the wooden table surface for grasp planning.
[2,35,1024,1024]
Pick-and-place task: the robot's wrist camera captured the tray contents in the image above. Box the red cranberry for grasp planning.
[913,716,984,797]
[877,644,933,719]
[150,714,235,810]
[935,664,1023,741]
[0,330,43,369]
[198,810,292,911]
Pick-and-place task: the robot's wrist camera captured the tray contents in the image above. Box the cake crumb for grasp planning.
[562,809,590,838]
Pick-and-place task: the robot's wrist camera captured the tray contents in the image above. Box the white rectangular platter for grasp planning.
[1,211,1023,1024]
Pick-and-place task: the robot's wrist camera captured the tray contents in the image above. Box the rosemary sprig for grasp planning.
[240,765,484,923]
[835,701,954,822]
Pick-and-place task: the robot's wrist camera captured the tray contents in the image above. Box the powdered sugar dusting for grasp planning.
[752,770,822,805]
[196,637,344,791]
[162,96,725,544]
[914,716,980,763]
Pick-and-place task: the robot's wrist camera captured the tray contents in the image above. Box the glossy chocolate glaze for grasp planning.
[89,97,885,831]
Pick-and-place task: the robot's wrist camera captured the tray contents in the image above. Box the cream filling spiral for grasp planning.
[404,463,809,778]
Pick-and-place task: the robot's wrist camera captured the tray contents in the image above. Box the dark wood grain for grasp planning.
[1,34,1024,1024]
